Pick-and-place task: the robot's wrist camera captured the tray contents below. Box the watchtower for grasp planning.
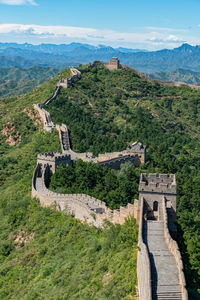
[126,141,146,163]
[104,57,120,70]
[139,173,177,228]
[37,152,72,174]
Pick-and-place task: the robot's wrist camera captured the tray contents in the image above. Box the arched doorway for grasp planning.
[153,201,158,212]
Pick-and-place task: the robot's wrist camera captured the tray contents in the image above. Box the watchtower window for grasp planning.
[153,201,158,211]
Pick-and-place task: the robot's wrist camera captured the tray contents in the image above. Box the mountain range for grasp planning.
[149,68,200,85]
[1,42,200,73]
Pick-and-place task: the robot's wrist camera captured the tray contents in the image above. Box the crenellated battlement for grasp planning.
[139,173,176,194]
[37,152,72,173]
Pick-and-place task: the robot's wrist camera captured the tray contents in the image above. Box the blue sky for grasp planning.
[0,0,200,49]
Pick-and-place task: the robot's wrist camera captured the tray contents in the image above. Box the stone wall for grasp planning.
[137,196,152,300]
[31,59,189,299]
[162,197,188,300]
[33,104,55,131]
[99,154,140,170]
[56,124,71,152]
[43,67,81,106]
[44,85,61,105]
[32,164,137,227]
[59,67,81,88]
[126,141,146,164]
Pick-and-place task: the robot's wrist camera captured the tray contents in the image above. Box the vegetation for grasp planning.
[149,68,200,85]
[0,66,59,98]
[46,65,200,299]
[1,63,200,299]
[0,204,138,300]
[0,66,138,299]
[50,160,139,209]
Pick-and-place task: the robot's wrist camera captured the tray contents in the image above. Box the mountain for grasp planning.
[0,63,200,299]
[1,42,200,73]
[116,47,149,53]
[149,68,200,85]
[0,66,59,98]
[0,42,147,54]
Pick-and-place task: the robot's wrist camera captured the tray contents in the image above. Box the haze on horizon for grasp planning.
[0,0,200,50]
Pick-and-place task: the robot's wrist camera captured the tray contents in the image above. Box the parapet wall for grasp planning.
[44,85,61,106]
[33,104,55,131]
[99,154,140,170]
[32,164,137,227]
[137,196,152,300]
[56,124,71,152]
[162,197,188,300]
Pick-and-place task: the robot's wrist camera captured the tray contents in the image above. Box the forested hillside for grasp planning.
[0,66,58,98]
[149,68,200,85]
[0,68,138,300]
[47,65,200,299]
[0,64,200,299]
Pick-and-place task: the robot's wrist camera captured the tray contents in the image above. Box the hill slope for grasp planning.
[0,66,59,98]
[149,68,200,85]
[0,68,138,300]
[46,65,200,299]
[0,64,200,299]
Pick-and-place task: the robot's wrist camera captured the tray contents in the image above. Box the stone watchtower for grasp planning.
[139,173,177,230]
[37,152,72,174]
[126,141,146,164]
[104,57,120,70]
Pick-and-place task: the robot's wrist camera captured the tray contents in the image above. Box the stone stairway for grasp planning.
[143,220,182,300]
[61,130,70,151]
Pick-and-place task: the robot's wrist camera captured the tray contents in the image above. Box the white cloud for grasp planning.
[0,23,197,50]
[0,0,37,5]
[149,34,185,44]
[146,26,188,33]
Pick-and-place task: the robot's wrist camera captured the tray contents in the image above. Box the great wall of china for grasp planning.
[32,59,188,300]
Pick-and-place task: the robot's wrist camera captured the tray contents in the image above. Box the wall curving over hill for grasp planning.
[30,59,188,300]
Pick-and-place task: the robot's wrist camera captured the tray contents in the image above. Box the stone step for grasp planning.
[153,296,182,300]
[149,250,173,256]
[153,296,181,298]
[152,284,181,293]
[143,218,181,296]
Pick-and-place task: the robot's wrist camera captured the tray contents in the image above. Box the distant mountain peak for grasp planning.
[180,43,193,49]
